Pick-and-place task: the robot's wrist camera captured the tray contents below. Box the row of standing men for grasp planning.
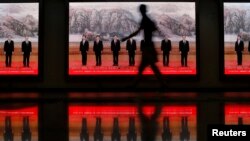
[3,36,32,67]
[80,35,190,67]
[2,35,191,68]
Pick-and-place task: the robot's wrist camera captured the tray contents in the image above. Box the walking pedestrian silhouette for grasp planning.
[122,4,166,88]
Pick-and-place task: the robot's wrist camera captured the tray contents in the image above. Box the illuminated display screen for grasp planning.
[224,3,250,75]
[68,2,197,76]
[69,105,197,141]
[0,3,39,75]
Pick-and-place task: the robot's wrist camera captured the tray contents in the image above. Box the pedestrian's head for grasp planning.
[139,4,147,15]
[114,35,118,40]
[82,34,86,40]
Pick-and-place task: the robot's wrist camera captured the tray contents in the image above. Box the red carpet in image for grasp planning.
[225,104,250,124]
[69,61,196,75]
[225,54,250,75]
[0,61,38,75]
[69,55,196,75]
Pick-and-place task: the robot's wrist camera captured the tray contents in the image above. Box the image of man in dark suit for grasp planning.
[179,36,189,67]
[4,35,14,67]
[80,35,89,66]
[126,38,136,66]
[235,35,244,66]
[93,35,103,66]
[22,36,32,67]
[161,36,172,66]
[111,35,121,66]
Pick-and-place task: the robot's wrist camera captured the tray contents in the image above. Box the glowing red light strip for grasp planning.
[0,107,38,116]
[69,106,196,116]
[225,105,250,115]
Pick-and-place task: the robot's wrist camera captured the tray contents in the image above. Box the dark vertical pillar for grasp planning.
[43,0,66,87]
[198,102,223,141]
[199,0,220,86]
[41,102,67,141]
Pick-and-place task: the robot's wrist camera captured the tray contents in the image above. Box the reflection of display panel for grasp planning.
[225,104,250,125]
[0,3,39,75]
[69,2,197,75]
[224,3,250,75]
[0,106,38,141]
[69,105,197,141]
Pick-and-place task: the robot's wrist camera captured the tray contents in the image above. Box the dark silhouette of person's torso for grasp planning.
[139,15,158,63]
[140,15,156,42]
[121,4,166,87]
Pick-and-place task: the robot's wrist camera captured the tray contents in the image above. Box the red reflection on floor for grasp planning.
[0,106,38,141]
[69,105,196,116]
[69,105,197,141]
[225,104,250,124]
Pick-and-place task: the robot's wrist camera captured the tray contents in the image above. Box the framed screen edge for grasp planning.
[0,0,43,81]
[219,0,250,81]
[66,0,200,82]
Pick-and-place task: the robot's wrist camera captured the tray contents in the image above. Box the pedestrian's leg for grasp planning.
[151,63,166,88]
[132,61,147,87]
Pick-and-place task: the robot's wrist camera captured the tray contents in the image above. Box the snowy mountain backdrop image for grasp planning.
[224,3,250,42]
[0,3,38,42]
[69,2,196,41]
